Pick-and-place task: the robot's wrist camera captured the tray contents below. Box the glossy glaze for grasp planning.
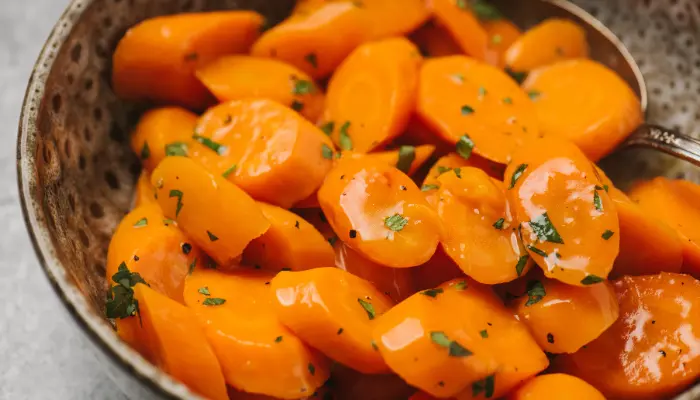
[504,19,589,72]
[506,373,605,400]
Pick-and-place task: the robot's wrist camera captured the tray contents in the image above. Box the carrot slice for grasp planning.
[555,273,700,399]
[522,59,642,161]
[331,363,415,400]
[243,202,335,272]
[357,0,430,40]
[409,21,463,58]
[192,99,335,208]
[133,170,156,208]
[113,11,263,109]
[504,19,589,73]
[317,158,442,268]
[130,107,198,173]
[196,56,325,122]
[421,153,504,207]
[271,268,395,373]
[151,156,270,266]
[505,137,620,286]
[417,56,540,164]
[322,37,422,153]
[251,2,366,79]
[482,19,521,67]
[430,0,490,62]
[506,374,605,400]
[292,0,330,15]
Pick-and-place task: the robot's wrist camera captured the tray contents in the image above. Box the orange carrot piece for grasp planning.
[409,21,463,58]
[113,11,263,109]
[133,170,156,208]
[482,19,521,67]
[357,0,430,40]
[130,107,198,173]
[430,0,490,62]
[506,374,605,400]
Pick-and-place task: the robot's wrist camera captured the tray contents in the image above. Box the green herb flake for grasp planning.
[207,231,219,242]
[508,164,528,189]
[308,363,315,376]
[188,257,197,275]
[384,213,409,232]
[528,90,541,100]
[527,245,547,258]
[222,164,237,178]
[456,134,475,160]
[454,167,462,178]
[291,100,304,112]
[525,280,546,307]
[305,53,318,68]
[192,134,227,155]
[275,336,283,343]
[140,142,150,160]
[421,184,440,192]
[461,105,475,115]
[371,340,379,351]
[327,236,338,246]
[339,121,353,150]
[505,67,527,84]
[430,331,473,358]
[529,212,564,244]
[451,73,465,83]
[455,0,468,9]
[581,275,604,285]
[169,190,184,218]
[320,121,334,136]
[602,230,615,240]
[321,143,334,160]
[492,218,505,230]
[480,329,489,338]
[292,79,315,95]
[478,86,487,97]
[454,281,467,290]
[603,184,609,192]
[471,0,502,20]
[421,288,444,298]
[502,97,513,105]
[593,191,603,212]
[202,297,226,306]
[105,263,148,320]
[491,34,502,44]
[198,286,210,296]
[396,145,416,174]
[472,375,496,398]
[358,298,376,320]
[515,254,529,276]
[437,166,452,175]
[133,218,148,228]
[165,142,188,157]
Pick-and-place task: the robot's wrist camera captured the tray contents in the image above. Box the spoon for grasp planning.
[491,0,700,166]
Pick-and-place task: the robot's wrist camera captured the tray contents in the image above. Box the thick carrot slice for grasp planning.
[243,202,335,272]
[317,158,442,268]
[271,268,395,373]
[133,170,156,208]
[555,273,700,399]
[322,37,422,153]
[410,21,463,58]
[183,268,276,316]
[512,275,619,353]
[193,99,335,208]
[130,107,198,173]
[504,19,589,73]
[151,156,270,266]
[482,19,521,67]
[357,0,430,40]
[196,56,325,122]
[292,0,329,15]
[251,2,366,79]
[522,59,643,161]
[505,137,620,286]
[411,247,465,291]
[113,11,263,109]
[417,56,540,164]
[430,0,490,62]
[506,374,605,400]
[331,363,415,400]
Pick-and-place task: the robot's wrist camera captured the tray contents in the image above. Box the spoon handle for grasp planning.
[622,124,700,167]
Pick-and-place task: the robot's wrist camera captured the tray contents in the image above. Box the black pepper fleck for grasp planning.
[133,255,140,262]
[349,229,357,238]
[181,242,192,255]
[547,333,555,344]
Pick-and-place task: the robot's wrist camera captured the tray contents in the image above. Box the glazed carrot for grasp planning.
[322,37,422,153]
[505,137,620,286]
[193,99,335,208]
[482,19,521,67]
[409,21,463,58]
[504,19,589,73]
[133,170,156,207]
[151,156,270,266]
[417,56,540,164]
[522,59,642,161]
[555,273,700,399]
[506,374,605,400]
[251,2,366,79]
[113,11,263,109]
[292,0,329,15]
[430,0,489,62]
[373,279,548,398]
[195,56,325,122]
[411,247,465,291]
[331,363,415,400]
[243,202,335,272]
[317,158,442,268]
[271,268,395,373]
[357,0,430,40]
[130,107,198,172]
[512,276,619,353]
[183,268,276,316]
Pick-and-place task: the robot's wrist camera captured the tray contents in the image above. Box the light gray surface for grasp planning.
[0,1,127,399]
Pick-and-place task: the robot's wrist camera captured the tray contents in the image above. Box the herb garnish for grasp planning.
[505,67,527,84]
[456,134,475,160]
[198,287,210,296]
[581,275,604,285]
[169,190,184,217]
[472,375,495,398]
[358,298,375,320]
[396,145,416,173]
[421,288,444,298]
[321,143,334,160]
[202,298,226,306]
[338,121,353,150]
[291,100,304,112]
[454,281,467,290]
[602,230,614,240]
[308,363,315,376]
[222,165,237,178]
[454,167,462,178]
[430,332,473,357]
[529,213,564,244]
[133,218,147,227]
[422,184,440,191]
[105,262,148,320]
[593,191,603,212]
[461,105,475,115]
[493,218,505,230]
[384,214,408,232]
[527,245,547,257]
[480,330,489,338]
[292,79,314,95]
[508,164,528,188]
[304,53,318,68]
[140,142,150,160]
[193,134,227,155]
[528,90,541,100]
[207,231,219,242]
[515,254,529,276]
[525,280,546,306]
[165,142,188,157]
[275,336,283,343]
[320,121,334,136]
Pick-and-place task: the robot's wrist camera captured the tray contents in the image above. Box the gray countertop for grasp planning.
[0,1,127,399]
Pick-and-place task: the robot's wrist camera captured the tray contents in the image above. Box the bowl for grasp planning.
[16,0,700,398]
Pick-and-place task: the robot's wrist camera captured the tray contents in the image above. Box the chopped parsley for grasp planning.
[358,298,376,320]
[222,164,237,178]
[547,333,555,344]
[437,166,452,175]
[529,213,564,244]
[461,105,475,115]
[320,121,334,136]
[292,79,315,95]
[384,214,408,232]
[421,288,444,298]
[492,218,505,230]
[338,121,353,150]
[321,143,334,160]
[105,262,148,320]
[451,73,465,83]
[456,134,475,160]
[133,218,147,227]
[202,297,226,306]
[275,336,283,343]
[396,145,416,173]
[188,258,197,275]
[472,375,495,398]
[454,167,462,178]
[430,331,473,357]
[602,230,614,240]
[371,340,379,351]
[581,275,604,285]
[515,254,529,276]
[480,329,489,338]
[421,184,440,191]
[165,142,188,157]
[527,245,547,257]
[198,286,210,296]
[478,86,487,97]
[502,97,513,104]
[508,164,528,189]
[308,363,315,376]
[291,100,304,112]
[505,67,527,84]
[193,134,227,155]
[593,191,603,212]
[454,281,467,290]
[525,280,546,307]
[207,231,219,242]
[140,142,150,160]
[169,190,184,217]
[528,90,541,100]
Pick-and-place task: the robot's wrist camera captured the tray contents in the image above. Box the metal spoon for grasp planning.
[492,0,700,166]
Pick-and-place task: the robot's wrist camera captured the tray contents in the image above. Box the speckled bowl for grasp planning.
[16,0,700,399]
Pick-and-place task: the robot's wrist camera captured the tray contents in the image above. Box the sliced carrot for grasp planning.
[193,99,335,208]
[292,0,330,15]
[411,246,465,291]
[113,11,263,109]
[522,59,642,161]
[151,156,270,266]
[271,268,395,373]
[251,2,366,79]
[555,273,700,399]
[409,20,463,58]
[506,374,605,400]
[133,170,156,208]
[504,19,589,73]
[430,0,490,62]
[330,363,415,400]
[505,137,620,286]
[482,19,521,67]
[417,56,540,164]
[317,158,442,268]
[130,107,198,173]
[421,153,504,207]
[357,0,430,40]
[322,37,422,153]
[196,56,325,122]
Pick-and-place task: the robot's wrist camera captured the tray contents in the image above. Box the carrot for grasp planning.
[251,2,366,79]
[373,279,547,398]
[429,0,490,63]
[196,56,325,122]
[133,170,156,208]
[317,158,442,268]
[271,268,395,373]
[505,137,620,286]
[512,275,619,354]
[130,107,198,173]
[183,268,276,316]
[322,37,422,153]
[506,374,605,400]
[330,363,415,400]
[482,20,522,67]
[292,0,330,15]
[504,19,589,73]
[555,273,700,399]
[113,11,263,109]
[356,0,430,40]
[243,202,335,272]
[193,99,335,208]
[411,246,465,291]
[151,156,270,267]
[417,56,540,164]
[410,20,463,58]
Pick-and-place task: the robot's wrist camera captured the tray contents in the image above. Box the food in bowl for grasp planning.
[105,1,700,399]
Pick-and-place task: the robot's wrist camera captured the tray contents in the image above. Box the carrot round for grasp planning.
[505,137,620,286]
[193,99,335,208]
[506,374,605,400]
[482,19,522,67]
[196,56,325,122]
[151,156,270,267]
[357,0,430,40]
[522,59,643,161]
[271,268,395,373]
[322,37,422,153]
[410,21,463,58]
[430,0,490,63]
[417,56,540,164]
[133,170,156,208]
[504,19,589,73]
[555,273,700,399]
[130,107,198,172]
[113,11,263,109]
[317,158,442,268]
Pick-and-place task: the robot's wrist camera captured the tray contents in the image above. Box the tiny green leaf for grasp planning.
[581,275,604,285]
[430,331,473,357]
[198,287,210,296]
[478,86,487,97]
[454,281,467,290]
[421,288,444,298]
[292,79,315,95]
[304,53,318,68]
[339,121,353,150]
[492,218,505,230]
[508,164,528,189]
[222,164,237,178]
[321,143,334,160]
[169,190,184,218]
[525,280,546,307]
[133,218,148,227]
[603,184,609,192]
[602,230,615,240]
[140,142,150,160]
[480,329,489,338]
[456,134,475,160]
[471,0,502,21]
[358,298,376,320]
[421,184,440,192]
[202,298,226,306]
[165,142,188,157]
[188,258,197,275]
[192,134,227,155]
[593,191,603,212]
[320,121,334,136]
[491,34,502,44]
[275,336,283,343]
[461,105,475,115]
[454,167,462,178]
[528,90,541,100]
[527,245,548,258]
[430,331,451,347]
[529,213,564,244]
[396,145,416,174]
[207,231,219,242]
[515,255,529,276]
[502,97,513,104]
[505,67,527,84]
[437,166,452,175]
[472,375,496,399]
[291,100,304,112]
[384,214,409,232]
[308,363,315,376]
